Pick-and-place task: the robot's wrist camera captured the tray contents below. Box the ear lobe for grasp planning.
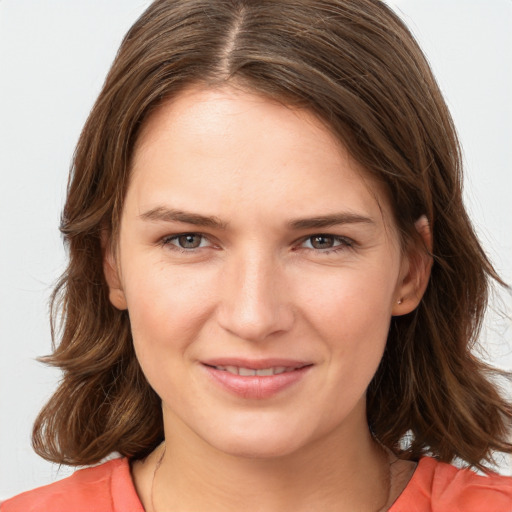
[392,215,433,316]
[102,237,128,311]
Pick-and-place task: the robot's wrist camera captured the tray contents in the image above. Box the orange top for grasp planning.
[2,456,511,511]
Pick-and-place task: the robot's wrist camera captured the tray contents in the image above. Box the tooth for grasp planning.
[239,367,257,376]
[256,368,273,376]
[273,367,287,374]
[225,366,239,375]
[215,365,226,371]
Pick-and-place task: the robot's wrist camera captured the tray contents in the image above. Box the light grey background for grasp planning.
[1,0,511,499]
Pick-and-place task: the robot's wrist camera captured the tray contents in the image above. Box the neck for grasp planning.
[135,415,393,512]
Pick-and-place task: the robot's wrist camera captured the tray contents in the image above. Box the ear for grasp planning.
[392,215,433,316]
[102,234,128,311]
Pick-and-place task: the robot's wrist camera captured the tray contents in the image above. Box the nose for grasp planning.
[216,252,294,342]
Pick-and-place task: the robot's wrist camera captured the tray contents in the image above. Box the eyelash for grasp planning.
[159,233,355,255]
[160,233,213,253]
[298,234,355,253]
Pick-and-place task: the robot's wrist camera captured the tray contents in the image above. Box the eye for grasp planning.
[307,235,336,250]
[162,233,210,250]
[301,234,354,251]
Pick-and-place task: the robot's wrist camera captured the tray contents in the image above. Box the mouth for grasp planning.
[206,365,304,376]
[201,359,312,399]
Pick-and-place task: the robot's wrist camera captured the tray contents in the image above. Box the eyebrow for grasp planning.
[139,206,374,231]
[287,213,375,230]
[139,207,228,229]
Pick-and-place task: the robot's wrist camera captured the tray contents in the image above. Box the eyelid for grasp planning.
[160,232,215,251]
[297,233,356,252]
[158,232,356,254]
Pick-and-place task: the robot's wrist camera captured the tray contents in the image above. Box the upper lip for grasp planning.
[201,358,312,370]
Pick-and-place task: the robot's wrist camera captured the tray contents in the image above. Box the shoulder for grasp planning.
[393,457,512,512]
[1,458,144,512]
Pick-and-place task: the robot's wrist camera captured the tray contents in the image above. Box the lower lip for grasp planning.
[202,365,311,399]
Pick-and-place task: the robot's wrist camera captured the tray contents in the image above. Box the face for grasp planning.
[106,85,419,459]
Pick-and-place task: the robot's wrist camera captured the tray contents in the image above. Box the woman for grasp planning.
[2,0,511,510]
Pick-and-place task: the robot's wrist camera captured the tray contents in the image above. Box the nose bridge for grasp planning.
[217,247,292,342]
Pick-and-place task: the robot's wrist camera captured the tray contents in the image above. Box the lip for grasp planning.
[201,358,313,399]
[202,357,311,370]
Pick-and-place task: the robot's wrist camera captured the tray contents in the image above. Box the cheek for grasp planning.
[122,263,218,404]
[295,261,398,383]
[121,259,216,355]
[298,261,398,334]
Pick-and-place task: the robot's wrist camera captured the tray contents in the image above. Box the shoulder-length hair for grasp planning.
[33,0,511,471]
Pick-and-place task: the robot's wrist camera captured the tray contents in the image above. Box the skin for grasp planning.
[105,85,431,512]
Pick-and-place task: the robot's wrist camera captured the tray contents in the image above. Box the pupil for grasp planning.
[312,235,333,249]
[179,234,200,248]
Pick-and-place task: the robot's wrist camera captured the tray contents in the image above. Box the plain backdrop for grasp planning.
[1,0,511,499]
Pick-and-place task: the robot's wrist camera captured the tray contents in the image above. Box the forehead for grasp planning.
[134,85,345,168]
[128,85,396,235]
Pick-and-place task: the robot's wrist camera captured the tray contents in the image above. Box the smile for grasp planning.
[202,360,312,399]
[211,365,298,376]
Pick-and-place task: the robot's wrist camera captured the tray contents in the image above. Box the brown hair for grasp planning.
[33,0,511,471]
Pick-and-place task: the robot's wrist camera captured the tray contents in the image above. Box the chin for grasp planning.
[197,419,319,460]
[212,434,306,460]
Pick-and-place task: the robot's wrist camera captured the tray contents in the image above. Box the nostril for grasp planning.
[217,303,294,343]
[216,262,293,341]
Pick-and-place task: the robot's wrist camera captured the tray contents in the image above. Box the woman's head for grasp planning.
[33,0,511,469]
[102,84,431,459]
